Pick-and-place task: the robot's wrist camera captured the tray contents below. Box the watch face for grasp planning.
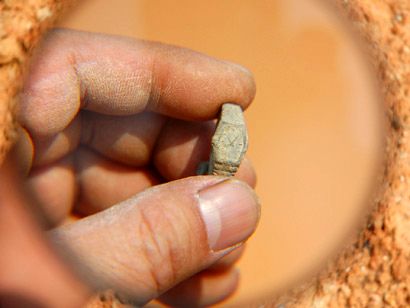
[212,123,247,165]
[210,103,248,175]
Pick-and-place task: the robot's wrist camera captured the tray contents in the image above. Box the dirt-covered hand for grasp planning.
[16,29,260,306]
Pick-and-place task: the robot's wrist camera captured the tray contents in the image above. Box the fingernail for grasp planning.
[198,179,260,251]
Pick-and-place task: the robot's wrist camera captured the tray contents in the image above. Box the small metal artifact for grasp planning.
[197,103,248,176]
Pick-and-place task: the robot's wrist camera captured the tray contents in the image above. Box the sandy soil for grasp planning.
[0,1,74,164]
[272,1,410,307]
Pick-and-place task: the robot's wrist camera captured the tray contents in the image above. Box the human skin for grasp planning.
[0,29,260,307]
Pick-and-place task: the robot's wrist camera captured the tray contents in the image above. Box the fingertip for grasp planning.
[223,60,257,110]
[145,42,256,120]
[235,157,257,188]
[198,178,260,252]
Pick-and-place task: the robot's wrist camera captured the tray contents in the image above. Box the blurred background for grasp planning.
[59,0,383,305]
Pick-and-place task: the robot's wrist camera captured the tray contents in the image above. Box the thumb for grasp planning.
[49,176,260,305]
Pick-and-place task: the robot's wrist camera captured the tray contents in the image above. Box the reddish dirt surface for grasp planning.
[272,1,410,307]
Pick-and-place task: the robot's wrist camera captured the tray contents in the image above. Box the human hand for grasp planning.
[17,29,259,306]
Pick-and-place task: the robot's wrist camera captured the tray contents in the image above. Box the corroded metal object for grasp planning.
[198,103,248,176]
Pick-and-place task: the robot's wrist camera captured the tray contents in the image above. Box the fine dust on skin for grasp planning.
[52,184,160,237]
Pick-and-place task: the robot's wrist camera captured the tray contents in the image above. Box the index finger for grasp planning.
[20,29,256,137]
